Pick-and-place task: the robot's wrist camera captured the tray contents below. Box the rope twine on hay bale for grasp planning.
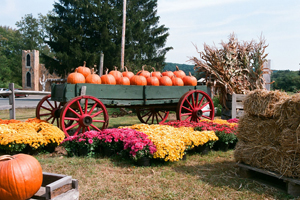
[235,89,300,179]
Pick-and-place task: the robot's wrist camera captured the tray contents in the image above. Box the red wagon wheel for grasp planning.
[176,90,214,122]
[60,95,109,137]
[36,94,63,127]
[136,108,169,124]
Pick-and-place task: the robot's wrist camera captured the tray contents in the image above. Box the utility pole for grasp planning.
[120,0,127,71]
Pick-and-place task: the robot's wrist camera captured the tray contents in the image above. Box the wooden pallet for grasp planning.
[28,172,79,200]
[237,163,300,197]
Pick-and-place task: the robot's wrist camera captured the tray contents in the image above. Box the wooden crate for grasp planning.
[237,163,300,197]
[28,172,79,200]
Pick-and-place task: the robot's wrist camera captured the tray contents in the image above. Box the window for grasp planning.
[26,54,31,67]
[26,72,31,87]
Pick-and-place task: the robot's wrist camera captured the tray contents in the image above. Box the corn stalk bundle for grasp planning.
[274,94,300,130]
[243,89,289,118]
[190,33,270,108]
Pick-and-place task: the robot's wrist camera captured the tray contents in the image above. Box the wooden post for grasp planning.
[9,83,15,119]
[232,93,237,119]
[120,0,127,71]
[99,52,104,77]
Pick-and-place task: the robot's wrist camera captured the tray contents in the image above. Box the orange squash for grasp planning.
[182,72,197,86]
[86,68,101,84]
[136,65,150,78]
[161,70,174,79]
[77,61,91,78]
[151,67,162,79]
[67,69,85,84]
[159,76,173,86]
[116,75,130,85]
[101,69,116,85]
[109,66,122,80]
[147,75,160,86]
[0,154,43,200]
[122,66,134,80]
[171,75,184,86]
[130,75,147,86]
[173,66,186,79]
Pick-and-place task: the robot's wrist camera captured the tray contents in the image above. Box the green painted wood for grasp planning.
[51,83,208,105]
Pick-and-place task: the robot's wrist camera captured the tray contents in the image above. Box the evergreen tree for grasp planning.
[45,0,172,77]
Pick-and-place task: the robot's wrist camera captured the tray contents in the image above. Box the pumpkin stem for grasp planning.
[91,68,95,74]
[83,61,86,67]
[114,66,118,71]
[189,72,192,76]
[124,66,128,72]
[0,155,14,161]
[176,66,179,71]
[152,67,156,72]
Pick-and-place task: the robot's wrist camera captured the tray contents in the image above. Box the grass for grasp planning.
[0,108,297,199]
[35,151,294,200]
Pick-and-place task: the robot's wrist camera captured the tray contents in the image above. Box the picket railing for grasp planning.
[0,83,50,119]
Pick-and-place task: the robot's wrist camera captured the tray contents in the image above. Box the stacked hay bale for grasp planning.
[234,89,300,178]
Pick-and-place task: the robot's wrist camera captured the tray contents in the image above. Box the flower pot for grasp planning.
[219,143,229,152]
[181,154,187,161]
[137,157,151,166]
[196,145,211,155]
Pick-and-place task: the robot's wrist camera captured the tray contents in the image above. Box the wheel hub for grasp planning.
[192,108,203,118]
[79,115,93,126]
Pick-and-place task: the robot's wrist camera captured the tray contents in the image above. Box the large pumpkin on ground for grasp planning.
[67,69,85,84]
[0,154,43,200]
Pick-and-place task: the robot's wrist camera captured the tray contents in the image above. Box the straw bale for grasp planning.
[237,113,281,146]
[243,89,289,118]
[279,128,300,154]
[235,141,300,178]
[275,94,300,130]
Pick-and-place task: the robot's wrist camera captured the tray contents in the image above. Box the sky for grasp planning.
[0,0,299,71]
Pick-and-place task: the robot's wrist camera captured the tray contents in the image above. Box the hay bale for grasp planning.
[243,89,289,118]
[279,128,300,154]
[275,94,300,130]
[237,113,281,146]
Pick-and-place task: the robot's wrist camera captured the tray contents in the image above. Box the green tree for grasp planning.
[45,0,172,77]
[0,26,23,87]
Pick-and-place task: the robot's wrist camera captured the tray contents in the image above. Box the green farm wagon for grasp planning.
[36,83,215,136]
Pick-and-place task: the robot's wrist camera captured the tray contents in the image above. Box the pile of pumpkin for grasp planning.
[67,62,197,86]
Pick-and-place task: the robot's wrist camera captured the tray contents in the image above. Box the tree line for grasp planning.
[0,0,172,87]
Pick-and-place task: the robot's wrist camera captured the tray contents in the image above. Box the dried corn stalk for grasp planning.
[190,33,270,107]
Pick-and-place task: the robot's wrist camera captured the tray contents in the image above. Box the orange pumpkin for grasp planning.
[122,66,134,80]
[151,67,162,79]
[161,70,174,79]
[171,75,184,86]
[109,66,122,80]
[116,75,130,85]
[86,68,101,84]
[147,75,160,86]
[0,154,43,200]
[159,76,173,86]
[173,66,186,79]
[101,69,116,85]
[67,69,85,84]
[182,72,197,86]
[136,65,150,78]
[130,75,147,85]
[77,61,91,78]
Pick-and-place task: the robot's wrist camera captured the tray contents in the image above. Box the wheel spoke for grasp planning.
[145,113,152,123]
[157,112,163,120]
[181,113,192,117]
[56,118,60,128]
[82,127,86,134]
[92,119,106,123]
[46,115,53,122]
[198,96,205,108]
[155,113,159,124]
[73,126,82,135]
[68,107,81,118]
[54,101,58,109]
[90,124,101,131]
[184,98,193,109]
[41,106,52,112]
[64,117,79,121]
[182,106,192,112]
[202,115,212,120]
[50,117,55,124]
[91,109,103,118]
[84,98,88,114]
[66,122,79,131]
[76,100,84,115]
[199,101,210,110]
[141,110,151,118]
[88,103,98,115]
[195,93,199,107]
[46,99,55,110]
[39,113,52,117]
[191,94,195,108]
[87,126,91,131]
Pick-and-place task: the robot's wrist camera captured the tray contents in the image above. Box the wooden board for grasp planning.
[29,172,79,200]
[232,93,246,119]
[51,83,207,106]
[237,163,300,197]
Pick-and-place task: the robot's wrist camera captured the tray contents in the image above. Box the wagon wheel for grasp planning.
[176,90,214,122]
[60,95,109,137]
[36,94,63,127]
[136,108,169,124]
